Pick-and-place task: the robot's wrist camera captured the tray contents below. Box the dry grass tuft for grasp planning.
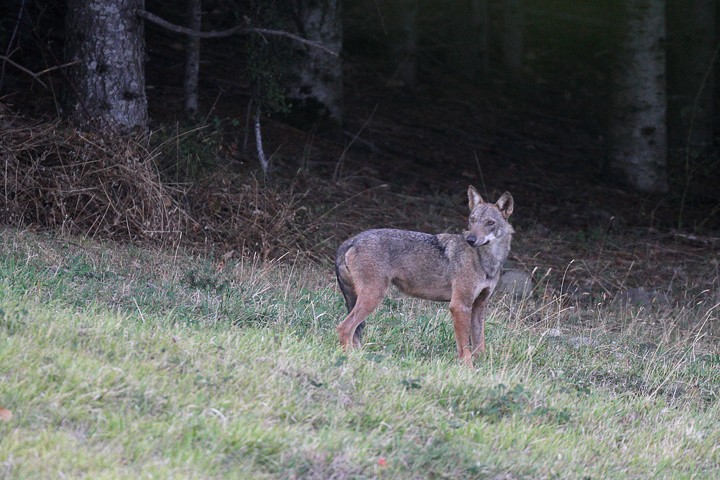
[1,107,445,262]
[1,112,189,242]
[188,170,330,260]
[186,167,406,261]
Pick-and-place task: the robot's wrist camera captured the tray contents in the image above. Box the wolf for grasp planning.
[335,186,514,366]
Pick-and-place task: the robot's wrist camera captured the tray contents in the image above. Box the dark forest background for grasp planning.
[1,0,719,299]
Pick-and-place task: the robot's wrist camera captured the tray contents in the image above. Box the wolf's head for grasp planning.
[465,186,514,247]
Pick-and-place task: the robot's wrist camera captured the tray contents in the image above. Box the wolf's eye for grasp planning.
[485,220,495,227]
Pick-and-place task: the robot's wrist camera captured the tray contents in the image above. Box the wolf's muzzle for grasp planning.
[466,235,490,247]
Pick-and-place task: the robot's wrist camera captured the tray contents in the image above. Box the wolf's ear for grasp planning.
[468,186,484,210]
[496,192,514,218]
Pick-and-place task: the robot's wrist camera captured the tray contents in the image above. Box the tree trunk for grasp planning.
[667,0,715,151]
[64,0,147,132]
[184,0,201,117]
[386,0,418,86]
[475,0,490,74]
[608,0,668,193]
[446,0,489,80]
[286,0,343,129]
[502,0,523,77]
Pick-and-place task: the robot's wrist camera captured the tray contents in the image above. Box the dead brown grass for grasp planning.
[0,108,457,263]
[2,106,717,317]
[183,166,434,261]
[1,112,188,242]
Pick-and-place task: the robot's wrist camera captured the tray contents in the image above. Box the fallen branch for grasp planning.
[137,10,338,57]
[671,232,720,247]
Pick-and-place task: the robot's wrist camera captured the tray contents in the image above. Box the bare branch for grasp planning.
[137,9,243,38]
[137,10,338,57]
[250,28,339,57]
[0,0,28,89]
[0,54,47,89]
[35,60,82,77]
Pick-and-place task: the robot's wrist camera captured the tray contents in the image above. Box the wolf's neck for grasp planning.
[478,234,512,279]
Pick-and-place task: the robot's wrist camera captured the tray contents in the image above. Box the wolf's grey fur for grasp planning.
[335,186,514,366]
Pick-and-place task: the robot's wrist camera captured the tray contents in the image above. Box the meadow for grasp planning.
[0,229,718,479]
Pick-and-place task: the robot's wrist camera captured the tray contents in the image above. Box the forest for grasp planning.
[1,1,720,478]
[2,0,719,294]
[2,1,720,227]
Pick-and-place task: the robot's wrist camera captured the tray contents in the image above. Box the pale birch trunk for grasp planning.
[286,0,343,127]
[608,0,668,193]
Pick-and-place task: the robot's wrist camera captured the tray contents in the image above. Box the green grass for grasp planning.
[0,229,718,479]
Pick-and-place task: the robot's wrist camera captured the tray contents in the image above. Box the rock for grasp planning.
[615,287,670,309]
[567,336,598,348]
[545,328,563,338]
[498,269,532,298]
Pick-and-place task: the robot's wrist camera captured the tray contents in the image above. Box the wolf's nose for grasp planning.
[466,235,477,246]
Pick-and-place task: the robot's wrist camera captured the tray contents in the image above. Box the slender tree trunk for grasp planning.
[286,0,343,128]
[387,0,418,86]
[64,0,147,132]
[502,0,523,77]
[184,0,201,117]
[446,0,489,80]
[667,0,715,151]
[475,0,490,74]
[608,0,668,193]
[254,106,269,177]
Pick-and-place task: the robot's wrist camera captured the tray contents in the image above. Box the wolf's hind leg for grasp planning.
[340,285,357,313]
[353,321,365,346]
[337,283,387,349]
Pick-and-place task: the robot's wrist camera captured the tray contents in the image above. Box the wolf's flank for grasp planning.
[335,186,514,366]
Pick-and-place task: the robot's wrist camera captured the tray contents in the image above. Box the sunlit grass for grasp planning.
[1,229,718,478]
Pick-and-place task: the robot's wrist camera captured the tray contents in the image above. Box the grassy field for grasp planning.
[0,229,718,479]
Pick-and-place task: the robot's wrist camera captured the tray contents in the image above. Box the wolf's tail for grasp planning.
[335,240,357,313]
[336,238,365,342]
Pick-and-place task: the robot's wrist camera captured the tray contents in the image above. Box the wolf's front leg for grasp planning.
[470,291,490,360]
[449,299,473,367]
